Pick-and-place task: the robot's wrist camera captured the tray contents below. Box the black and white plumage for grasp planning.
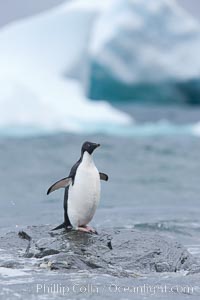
[47,141,108,233]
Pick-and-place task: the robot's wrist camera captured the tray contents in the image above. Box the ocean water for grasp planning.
[1,104,200,299]
[1,0,200,298]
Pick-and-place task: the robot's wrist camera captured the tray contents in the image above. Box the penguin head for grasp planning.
[81,141,100,155]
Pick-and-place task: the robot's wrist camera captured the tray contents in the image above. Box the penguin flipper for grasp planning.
[47,177,72,195]
[99,172,109,181]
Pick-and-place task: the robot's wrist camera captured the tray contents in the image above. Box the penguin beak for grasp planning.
[93,143,100,150]
[90,143,100,153]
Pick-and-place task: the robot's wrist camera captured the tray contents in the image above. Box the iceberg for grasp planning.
[88,0,200,103]
[0,0,132,137]
[1,0,200,138]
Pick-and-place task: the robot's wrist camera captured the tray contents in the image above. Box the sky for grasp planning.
[0,0,66,27]
[0,0,199,28]
[176,0,200,20]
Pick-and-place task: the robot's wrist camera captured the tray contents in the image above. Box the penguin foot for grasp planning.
[78,226,97,234]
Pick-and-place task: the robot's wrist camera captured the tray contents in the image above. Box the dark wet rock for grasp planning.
[18,230,31,241]
[34,249,60,258]
[0,225,197,277]
[187,266,200,275]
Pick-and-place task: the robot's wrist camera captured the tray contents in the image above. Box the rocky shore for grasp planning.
[0,225,196,277]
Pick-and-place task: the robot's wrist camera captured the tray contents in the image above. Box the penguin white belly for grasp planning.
[68,156,100,228]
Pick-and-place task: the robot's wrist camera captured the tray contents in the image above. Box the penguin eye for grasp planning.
[87,143,90,148]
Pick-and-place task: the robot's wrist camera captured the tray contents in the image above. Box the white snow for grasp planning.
[0,0,132,136]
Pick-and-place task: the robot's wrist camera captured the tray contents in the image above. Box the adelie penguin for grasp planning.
[47,141,108,233]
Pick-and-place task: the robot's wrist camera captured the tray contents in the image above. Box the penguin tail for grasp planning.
[52,222,66,231]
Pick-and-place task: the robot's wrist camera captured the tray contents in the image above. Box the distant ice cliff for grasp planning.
[0,0,200,137]
[89,0,200,103]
